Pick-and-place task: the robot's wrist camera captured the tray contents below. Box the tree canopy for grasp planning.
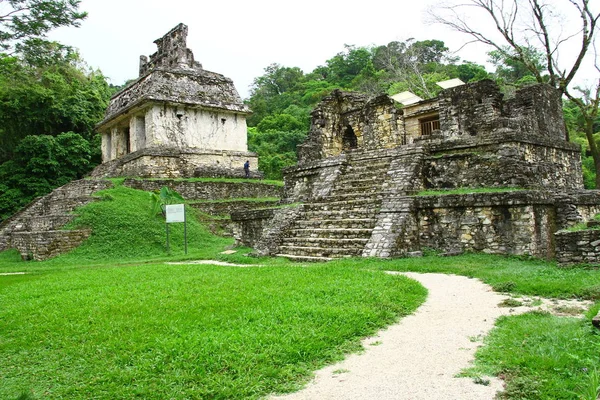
[245,39,491,179]
[0,0,87,52]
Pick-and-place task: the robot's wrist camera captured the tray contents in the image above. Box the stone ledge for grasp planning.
[426,131,580,153]
[412,190,556,209]
[231,208,277,222]
[593,311,600,329]
[123,179,283,201]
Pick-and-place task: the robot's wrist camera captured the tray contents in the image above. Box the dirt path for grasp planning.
[270,272,513,400]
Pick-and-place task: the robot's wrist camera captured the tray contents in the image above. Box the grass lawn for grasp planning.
[1,183,600,399]
[0,263,425,399]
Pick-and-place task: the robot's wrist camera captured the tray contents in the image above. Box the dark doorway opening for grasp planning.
[124,127,131,153]
[342,125,358,150]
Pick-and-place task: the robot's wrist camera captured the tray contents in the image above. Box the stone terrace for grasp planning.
[0,180,113,260]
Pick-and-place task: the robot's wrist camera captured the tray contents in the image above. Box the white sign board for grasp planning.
[165,204,185,223]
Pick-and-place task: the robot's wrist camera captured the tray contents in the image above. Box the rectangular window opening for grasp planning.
[420,114,440,136]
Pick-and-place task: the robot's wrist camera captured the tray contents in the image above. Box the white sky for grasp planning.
[48,0,598,99]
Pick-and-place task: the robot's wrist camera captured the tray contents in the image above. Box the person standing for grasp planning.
[244,160,250,178]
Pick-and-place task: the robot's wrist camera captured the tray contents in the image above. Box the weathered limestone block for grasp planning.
[555,229,600,266]
[11,230,92,261]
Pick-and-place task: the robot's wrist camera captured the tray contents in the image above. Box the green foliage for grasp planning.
[248,127,306,179]
[0,132,93,221]
[256,113,306,133]
[0,0,87,52]
[0,52,112,163]
[488,46,546,87]
[0,42,112,222]
[565,99,600,188]
[149,186,186,216]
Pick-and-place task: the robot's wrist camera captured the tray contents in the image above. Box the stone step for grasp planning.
[49,180,112,200]
[336,171,389,181]
[303,198,380,211]
[346,160,392,172]
[278,245,362,258]
[301,209,379,220]
[282,237,369,248]
[294,219,377,229]
[12,215,75,232]
[289,228,373,239]
[37,196,96,215]
[331,183,383,194]
[275,254,333,262]
[326,192,383,202]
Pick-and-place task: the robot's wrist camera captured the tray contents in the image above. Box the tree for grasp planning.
[431,0,600,186]
[0,51,111,163]
[373,39,463,98]
[0,0,87,52]
[0,131,93,220]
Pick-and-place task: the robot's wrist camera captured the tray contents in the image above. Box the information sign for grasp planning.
[166,204,185,223]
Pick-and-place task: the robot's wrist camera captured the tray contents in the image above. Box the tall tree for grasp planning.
[0,0,87,52]
[431,0,600,186]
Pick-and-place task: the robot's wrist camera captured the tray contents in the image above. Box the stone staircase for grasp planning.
[276,150,395,261]
[0,179,113,260]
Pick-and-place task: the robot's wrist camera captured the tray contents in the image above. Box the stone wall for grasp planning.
[190,199,280,216]
[555,229,600,266]
[298,90,402,162]
[11,230,92,261]
[91,147,260,179]
[123,179,283,200]
[424,139,583,190]
[438,80,504,138]
[0,179,113,260]
[415,192,558,259]
[231,206,302,255]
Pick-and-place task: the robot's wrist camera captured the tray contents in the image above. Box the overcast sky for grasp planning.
[49,0,598,99]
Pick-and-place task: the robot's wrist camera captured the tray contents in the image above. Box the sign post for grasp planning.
[165,204,187,254]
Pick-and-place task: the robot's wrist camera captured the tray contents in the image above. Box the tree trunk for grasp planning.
[584,120,600,189]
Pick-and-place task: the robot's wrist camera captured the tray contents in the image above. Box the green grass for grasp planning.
[462,311,600,399]
[416,187,523,196]
[331,254,600,300]
[0,264,426,400]
[3,183,600,399]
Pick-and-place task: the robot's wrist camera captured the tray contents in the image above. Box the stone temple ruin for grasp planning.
[232,80,600,265]
[93,23,259,179]
[3,23,600,266]
[0,24,281,261]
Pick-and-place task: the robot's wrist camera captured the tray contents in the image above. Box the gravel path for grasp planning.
[270,272,513,400]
